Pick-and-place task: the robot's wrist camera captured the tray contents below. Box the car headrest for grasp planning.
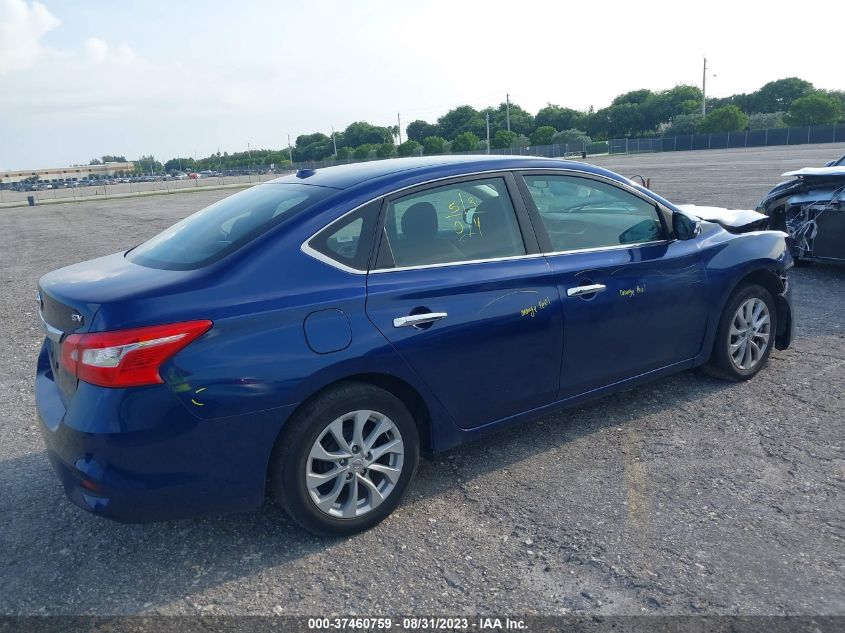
[475,198,507,233]
[401,202,438,239]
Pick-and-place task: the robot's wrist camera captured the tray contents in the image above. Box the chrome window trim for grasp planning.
[301,239,367,275]
[542,239,670,259]
[299,166,675,275]
[369,252,547,274]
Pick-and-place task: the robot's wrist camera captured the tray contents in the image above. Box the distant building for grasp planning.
[0,161,135,185]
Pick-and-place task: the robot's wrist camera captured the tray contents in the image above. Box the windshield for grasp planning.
[835,155,845,167]
[127,183,334,270]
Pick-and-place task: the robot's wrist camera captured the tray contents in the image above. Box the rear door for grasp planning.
[365,173,563,430]
[517,171,709,399]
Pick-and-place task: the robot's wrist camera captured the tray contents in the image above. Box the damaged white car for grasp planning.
[756,154,845,264]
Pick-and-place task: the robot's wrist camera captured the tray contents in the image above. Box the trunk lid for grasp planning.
[38,251,196,404]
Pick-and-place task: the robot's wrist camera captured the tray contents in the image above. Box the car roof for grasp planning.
[267,155,628,190]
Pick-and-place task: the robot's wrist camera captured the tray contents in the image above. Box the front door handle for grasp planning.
[566,284,606,297]
[393,312,448,328]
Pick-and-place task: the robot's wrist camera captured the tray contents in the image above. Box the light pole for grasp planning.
[486,112,491,155]
[506,92,511,133]
[702,57,707,116]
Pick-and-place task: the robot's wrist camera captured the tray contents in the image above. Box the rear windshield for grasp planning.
[126,183,334,270]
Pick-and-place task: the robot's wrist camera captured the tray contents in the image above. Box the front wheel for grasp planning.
[704,283,777,381]
[269,382,419,536]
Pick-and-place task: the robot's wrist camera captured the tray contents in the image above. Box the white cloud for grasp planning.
[84,37,108,64]
[0,0,60,74]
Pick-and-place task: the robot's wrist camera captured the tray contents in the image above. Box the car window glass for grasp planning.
[308,199,381,271]
[379,177,525,268]
[127,184,333,270]
[523,175,666,252]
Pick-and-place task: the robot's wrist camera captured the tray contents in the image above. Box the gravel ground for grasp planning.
[0,145,843,616]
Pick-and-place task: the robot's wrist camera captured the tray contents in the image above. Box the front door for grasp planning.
[519,172,709,399]
[365,174,563,430]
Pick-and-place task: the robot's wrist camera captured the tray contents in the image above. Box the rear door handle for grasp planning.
[566,284,606,297]
[393,312,448,328]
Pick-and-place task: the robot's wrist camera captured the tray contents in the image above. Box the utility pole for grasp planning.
[331,126,338,157]
[702,56,707,116]
[486,112,491,154]
[506,92,511,133]
[287,134,294,166]
[397,112,402,145]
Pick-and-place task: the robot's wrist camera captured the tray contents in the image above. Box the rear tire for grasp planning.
[269,382,419,536]
[704,283,777,382]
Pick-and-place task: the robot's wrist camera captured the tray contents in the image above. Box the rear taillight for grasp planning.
[60,320,212,388]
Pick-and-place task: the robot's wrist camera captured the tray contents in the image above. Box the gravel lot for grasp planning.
[0,145,843,616]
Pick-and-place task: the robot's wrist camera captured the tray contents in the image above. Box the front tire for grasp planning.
[704,283,777,381]
[269,382,419,536]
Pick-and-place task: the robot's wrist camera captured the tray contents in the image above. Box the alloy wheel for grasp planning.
[305,410,405,518]
[729,297,771,371]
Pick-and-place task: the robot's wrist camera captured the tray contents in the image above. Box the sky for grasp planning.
[0,0,842,170]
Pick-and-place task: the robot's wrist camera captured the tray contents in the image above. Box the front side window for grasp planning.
[127,183,334,269]
[378,177,525,268]
[523,174,666,252]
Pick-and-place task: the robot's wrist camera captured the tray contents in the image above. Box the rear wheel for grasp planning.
[704,283,777,381]
[270,382,419,536]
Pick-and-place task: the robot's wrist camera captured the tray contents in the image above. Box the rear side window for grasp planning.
[377,177,525,269]
[523,174,666,252]
[127,183,334,269]
[307,200,381,271]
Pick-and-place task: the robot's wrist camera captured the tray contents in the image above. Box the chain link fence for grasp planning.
[608,123,845,154]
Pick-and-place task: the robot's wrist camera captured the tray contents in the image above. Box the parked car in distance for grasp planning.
[36,156,794,535]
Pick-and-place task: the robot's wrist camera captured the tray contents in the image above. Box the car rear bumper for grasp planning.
[35,341,295,523]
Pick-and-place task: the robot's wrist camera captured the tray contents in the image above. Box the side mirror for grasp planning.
[673,212,701,240]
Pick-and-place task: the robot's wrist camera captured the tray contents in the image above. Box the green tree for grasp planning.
[642,85,701,130]
[665,113,704,135]
[396,139,422,157]
[534,105,582,132]
[133,155,162,174]
[101,155,127,163]
[353,144,375,159]
[551,129,591,147]
[376,143,396,159]
[422,135,447,155]
[491,129,517,149]
[747,112,786,130]
[406,120,439,143]
[753,77,814,113]
[437,106,485,140]
[607,103,647,137]
[699,105,748,133]
[343,121,393,147]
[293,133,333,162]
[335,147,353,160]
[450,131,480,152]
[488,101,534,136]
[612,89,653,106]
[529,125,557,145]
[785,93,843,126]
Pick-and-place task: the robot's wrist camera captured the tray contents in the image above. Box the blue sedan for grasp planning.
[36,156,794,535]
